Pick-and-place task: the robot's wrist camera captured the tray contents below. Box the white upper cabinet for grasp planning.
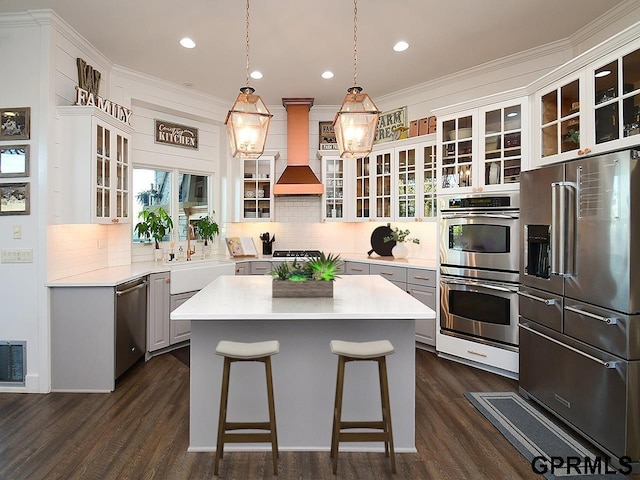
[531,27,640,167]
[241,154,275,221]
[319,153,348,222]
[56,106,133,224]
[435,95,528,194]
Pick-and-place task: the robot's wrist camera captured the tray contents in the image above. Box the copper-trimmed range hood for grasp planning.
[273,98,324,195]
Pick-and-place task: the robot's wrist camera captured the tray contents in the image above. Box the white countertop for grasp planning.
[47,253,437,287]
[171,275,436,321]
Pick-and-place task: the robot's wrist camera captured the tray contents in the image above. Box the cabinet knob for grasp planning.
[111,218,119,223]
[584,147,591,155]
[578,149,584,155]
[165,278,171,284]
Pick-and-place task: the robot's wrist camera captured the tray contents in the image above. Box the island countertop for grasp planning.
[171,274,436,321]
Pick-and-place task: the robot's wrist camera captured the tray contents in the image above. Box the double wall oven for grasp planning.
[439,192,520,349]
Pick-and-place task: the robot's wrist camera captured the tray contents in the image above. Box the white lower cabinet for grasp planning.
[170,291,196,344]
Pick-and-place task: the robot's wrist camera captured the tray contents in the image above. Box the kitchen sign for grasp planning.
[154,120,199,150]
[74,58,133,127]
[374,106,407,144]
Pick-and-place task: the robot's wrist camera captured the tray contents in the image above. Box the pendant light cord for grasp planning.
[353,0,358,86]
[245,0,251,87]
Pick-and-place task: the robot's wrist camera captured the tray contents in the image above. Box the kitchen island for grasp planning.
[171,274,435,452]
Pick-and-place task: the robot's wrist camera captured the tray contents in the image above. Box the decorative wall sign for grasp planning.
[74,57,133,127]
[319,121,337,150]
[0,145,29,177]
[0,182,29,215]
[0,108,30,141]
[155,120,199,149]
[374,106,407,144]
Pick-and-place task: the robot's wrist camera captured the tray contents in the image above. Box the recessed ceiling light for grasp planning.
[250,71,263,80]
[595,70,611,78]
[393,41,409,52]
[180,37,196,49]
[322,71,335,79]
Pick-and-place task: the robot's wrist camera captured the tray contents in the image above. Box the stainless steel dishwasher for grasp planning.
[115,278,148,379]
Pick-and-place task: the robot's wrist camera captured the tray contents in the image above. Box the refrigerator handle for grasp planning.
[551,181,576,277]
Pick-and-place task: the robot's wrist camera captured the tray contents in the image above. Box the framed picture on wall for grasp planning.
[0,145,29,177]
[0,182,30,215]
[0,107,30,141]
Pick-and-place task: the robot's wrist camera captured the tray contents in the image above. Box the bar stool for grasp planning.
[329,339,396,474]
[214,340,280,476]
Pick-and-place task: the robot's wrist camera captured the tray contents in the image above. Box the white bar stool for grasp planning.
[329,339,396,474]
[214,340,280,476]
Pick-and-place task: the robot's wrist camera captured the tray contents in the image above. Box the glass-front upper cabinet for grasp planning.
[321,155,345,221]
[355,155,371,220]
[479,99,527,188]
[396,145,417,220]
[373,149,393,221]
[440,114,474,191]
[242,156,274,221]
[532,39,640,166]
[590,47,640,147]
[422,143,437,218]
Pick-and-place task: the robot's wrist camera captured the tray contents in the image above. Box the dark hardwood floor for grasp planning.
[0,348,631,480]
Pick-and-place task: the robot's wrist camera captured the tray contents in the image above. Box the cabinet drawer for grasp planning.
[345,262,370,275]
[407,268,436,287]
[369,264,407,283]
[250,261,272,275]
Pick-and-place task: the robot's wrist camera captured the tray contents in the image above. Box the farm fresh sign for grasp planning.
[374,106,407,144]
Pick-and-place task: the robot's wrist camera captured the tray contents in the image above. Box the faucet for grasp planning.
[186,223,196,261]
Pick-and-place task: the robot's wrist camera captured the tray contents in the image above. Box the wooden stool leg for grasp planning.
[378,357,396,474]
[264,357,279,475]
[214,356,232,476]
[331,356,346,474]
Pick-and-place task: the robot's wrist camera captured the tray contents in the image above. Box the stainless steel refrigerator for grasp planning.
[519,147,640,469]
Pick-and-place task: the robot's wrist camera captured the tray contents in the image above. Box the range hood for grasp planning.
[273,98,324,195]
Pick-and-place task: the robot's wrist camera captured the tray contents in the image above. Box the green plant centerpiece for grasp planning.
[134,206,174,249]
[195,213,220,246]
[271,252,342,298]
[384,227,419,259]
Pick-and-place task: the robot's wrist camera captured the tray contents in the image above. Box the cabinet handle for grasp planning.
[413,276,431,281]
[351,267,363,272]
[380,271,394,276]
[467,349,487,358]
[111,218,119,223]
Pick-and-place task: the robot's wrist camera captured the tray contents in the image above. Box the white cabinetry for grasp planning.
[319,153,348,221]
[435,95,528,194]
[241,154,276,221]
[407,268,436,347]
[532,39,640,167]
[56,106,133,224]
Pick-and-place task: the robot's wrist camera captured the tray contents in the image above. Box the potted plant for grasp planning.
[271,252,342,297]
[384,227,420,259]
[195,213,219,258]
[134,207,174,258]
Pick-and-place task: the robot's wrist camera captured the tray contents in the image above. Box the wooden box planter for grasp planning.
[272,279,334,298]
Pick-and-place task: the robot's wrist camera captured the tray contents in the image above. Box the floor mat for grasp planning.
[464,392,631,479]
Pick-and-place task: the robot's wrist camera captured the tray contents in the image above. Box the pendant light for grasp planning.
[333,0,381,159]
[225,0,272,159]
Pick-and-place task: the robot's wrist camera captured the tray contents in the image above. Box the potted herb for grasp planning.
[271,252,343,297]
[384,227,420,259]
[195,213,220,247]
[134,207,174,251]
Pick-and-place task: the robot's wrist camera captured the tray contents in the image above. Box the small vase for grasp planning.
[392,243,408,259]
[154,248,163,263]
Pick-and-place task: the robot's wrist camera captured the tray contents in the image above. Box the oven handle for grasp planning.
[519,323,618,369]
[440,277,518,293]
[517,290,556,305]
[441,213,519,220]
[565,305,618,325]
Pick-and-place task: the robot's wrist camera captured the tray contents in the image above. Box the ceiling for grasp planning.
[0,0,628,105]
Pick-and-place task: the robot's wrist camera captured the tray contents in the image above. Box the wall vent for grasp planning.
[0,341,26,386]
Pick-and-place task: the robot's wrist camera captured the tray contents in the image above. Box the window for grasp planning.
[132,168,211,243]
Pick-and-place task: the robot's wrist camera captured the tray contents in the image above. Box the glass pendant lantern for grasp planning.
[225,0,272,159]
[333,0,380,159]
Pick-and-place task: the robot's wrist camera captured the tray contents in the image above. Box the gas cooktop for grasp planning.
[272,250,322,259]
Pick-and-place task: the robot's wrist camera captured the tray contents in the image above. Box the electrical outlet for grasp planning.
[13,225,21,239]
[1,249,33,263]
